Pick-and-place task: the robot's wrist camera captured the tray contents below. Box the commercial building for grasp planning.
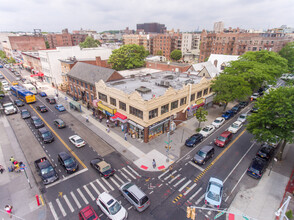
[47,29,87,48]
[136,23,167,34]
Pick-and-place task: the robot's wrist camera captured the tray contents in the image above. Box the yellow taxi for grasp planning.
[12,81,18,85]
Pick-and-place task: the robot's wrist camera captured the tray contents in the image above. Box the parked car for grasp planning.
[237,114,247,123]
[1,80,8,86]
[119,182,150,212]
[90,157,115,178]
[212,117,225,128]
[222,110,234,120]
[55,104,66,112]
[36,105,48,113]
[14,99,24,107]
[21,109,31,119]
[231,105,241,114]
[38,127,54,144]
[204,177,223,209]
[39,92,47,97]
[96,192,128,220]
[79,205,100,220]
[30,116,44,129]
[199,125,215,138]
[45,97,56,104]
[251,93,259,100]
[251,105,259,113]
[214,131,233,147]
[58,152,78,173]
[53,119,66,128]
[185,133,203,147]
[238,101,249,108]
[247,156,268,179]
[193,145,215,165]
[3,85,10,91]
[256,143,275,161]
[34,157,58,185]
[227,120,243,134]
[69,135,86,148]
[0,74,4,79]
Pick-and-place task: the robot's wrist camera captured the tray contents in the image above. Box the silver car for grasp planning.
[204,177,223,209]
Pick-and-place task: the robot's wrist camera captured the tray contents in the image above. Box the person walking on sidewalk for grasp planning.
[9,156,15,164]
[106,119,109,126]
[106,125,110,133]
[5,205,12,218]
[0,165,5,174]
[152,159,156,169]
[124,133,127,141]
[86,115,89,123]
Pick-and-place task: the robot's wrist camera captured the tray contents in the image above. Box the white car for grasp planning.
[251,93,259,100]
[3,85,10,91]
[212,117,225,128]
[227,120,243,133]
[199,125,216,137]
[1,80,8,86]
[96,192,128,220]
[205,177,223,209]
[69,135,86,148]
[237,114,247,123]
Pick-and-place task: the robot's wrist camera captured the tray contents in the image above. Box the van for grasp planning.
[193,145,215,165]
[119,182,150,212]
[38,127,54,143]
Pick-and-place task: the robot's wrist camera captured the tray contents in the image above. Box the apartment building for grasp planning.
[152,33,181,58]
[47,29,87,48]
[181,33,201,62]
[123,34,150,51]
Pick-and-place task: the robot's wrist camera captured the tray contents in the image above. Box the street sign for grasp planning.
[164,140,173,144]
[214,211,225,219]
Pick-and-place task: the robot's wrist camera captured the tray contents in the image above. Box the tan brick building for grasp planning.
[123,34,150,51]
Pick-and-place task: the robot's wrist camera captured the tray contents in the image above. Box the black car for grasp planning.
[247,156,268,179]
[14,99,24,107]
[231,105,241,114]
[239,101,249,108]
[30,116,44,129]
[38,127,54,143]
[21,109,31,119]
[256,144,275,161]
[250,106,258,113]
[90,157,115,178]
[185,133,204,147]
[58,152,78,173]
[36,105,48,113]
[45,97,56,104]
[53,119,66,128]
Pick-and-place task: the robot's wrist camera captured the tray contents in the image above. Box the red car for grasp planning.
[79,205,100,220]
[214,131,233,147]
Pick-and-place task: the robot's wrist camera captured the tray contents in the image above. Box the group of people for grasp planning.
[8,156,23,173]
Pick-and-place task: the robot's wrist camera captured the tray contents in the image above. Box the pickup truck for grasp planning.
[3,102,17,115]
[34,157,59,185]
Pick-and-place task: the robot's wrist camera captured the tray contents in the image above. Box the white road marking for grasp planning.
[127,206,133,210]
[188,161,204,172]
[127,165,141,177]
[149,191,154,194]
[63,195,74,212]
[225,169,247,202]
[178,180,192,192]
[195,194,205,205]
[179,168,182,171]
[96,179,108,193]
[122,167,136,179]
[164,170,177,181]
[48,202,58,220]
[70,191,81,209]
[83,185,95,201]
[173,177,187,187]
[188,187,203,201]
[90,182,100,196]
[183,183,197,196]
[158,184,163,188]
[114,174,125,185]
[168,174,181,184]
[56,198,66,217]
[118,170,131,182]
[77,188,89,204]
[109,177,120,188]
[101,177,115,191]
[158,169,169,179]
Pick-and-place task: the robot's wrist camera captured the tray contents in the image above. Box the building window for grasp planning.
[77,81,79,86]
[203,88,208,95]
[85,83,88,89]
[190,93,195,101]
[86,92,89,100]
[98,92,107,102]
[161,104,169,115]
[110,97,116,106]
[149,108,158,119]
[78,88,81,96]
[91,94,94,102]
[130,106,143,119]
[171,100,178,110]
[197,91,202,98]
[119,101,126,111]
[180,97,187,106]
[90,85,93,91]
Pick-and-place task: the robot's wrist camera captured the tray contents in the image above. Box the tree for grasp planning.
[0,50,6,59]
[79,36,101,48]
[170,50,182,61]
[195,107,208,128]
[108,44,149,70]
[279,42,294,73]
[246,87,294,160]
[156,50,163,56]
[45,41,50,49]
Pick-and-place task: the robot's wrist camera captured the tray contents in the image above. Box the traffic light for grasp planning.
[186,206,191,218]
[165,145,171,149]
[191,207,196,220]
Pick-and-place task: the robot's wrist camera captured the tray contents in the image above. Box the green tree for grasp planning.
[79,36,101,48]
[246,87,294,160]
[156,50,163,56]
[195,107,208,128]
[279,42,294,73]
[108,44,149,70]
[0,50,6,59]
[45,41,50,49]
[170,49,182,61]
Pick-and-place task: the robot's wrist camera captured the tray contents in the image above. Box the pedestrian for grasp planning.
[9,156,15,164]
[152,159,156,169]
[87,102,90,110]
[99,115,102,123]
[86,115,89,122]
[121,124,124,132]
[106,119,109,126]
[106,125,110,133]
[124,133,127,141]
[0,165,5,174]
[5,205,12,218]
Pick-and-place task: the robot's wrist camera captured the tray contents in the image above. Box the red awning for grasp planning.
[110,112,128,123]
[115,112,127,120]
[38,72,44,77]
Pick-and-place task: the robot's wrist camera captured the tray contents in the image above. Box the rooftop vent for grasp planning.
[136,86,151,94]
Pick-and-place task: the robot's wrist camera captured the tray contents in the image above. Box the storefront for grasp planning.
[97,102,117,118]
[148,118,170,141]
[205,94,215,108]
[187,98,205,118]
[128,120,144,141]
[110,112,128,130]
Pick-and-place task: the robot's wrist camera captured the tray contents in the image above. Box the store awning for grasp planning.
[110,112,128,123]
[30,72,44,77]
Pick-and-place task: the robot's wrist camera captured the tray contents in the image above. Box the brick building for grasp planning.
[151,33,181,58]
[145,61,190,73]
[123,34,150,51]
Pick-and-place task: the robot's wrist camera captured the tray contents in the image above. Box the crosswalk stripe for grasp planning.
[173,177,186,187]
[96,179,108,193]
[168,174,181,184]
[118,170,131,182]
[48,202,58,220]
[188,161,205,172]
[114,174,125,185]
[63,195,74,212]
[122,167,136,179]
[90,182,100,196]
[178,180,192,192]
[56,198,67,217]
[127,165,141,177]
[189,187,202,201]
[70,191,81,209]
[195,194,205,205]
[158,169,169,179]
[183,183,197,196]
[164,170,177,181]
[109,177,120,188]
[101,177,115,191]
[83,185,95,201]
[77,188,89,204]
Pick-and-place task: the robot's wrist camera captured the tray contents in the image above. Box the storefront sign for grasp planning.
[98,102,117,115]
[149,118,170,130]
[128,120,144,130]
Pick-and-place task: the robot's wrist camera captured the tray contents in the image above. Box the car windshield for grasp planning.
[231,123,239,128]
[197,150,206,158]
[239,115,246,119]
[35,119,42,123]
[41,166,54,175]
[101,165,111,172]
[64,158,75,166]
[217,136,226,142]
[42,131,52,138]
[214,119,220,123]
[202,127,209,132]
[15,100,21,104]
[249,166,260,174]
[40,106,46,109]
[76,138,84,143]
[109,201,121,215]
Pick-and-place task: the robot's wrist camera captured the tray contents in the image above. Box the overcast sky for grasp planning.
[0,0,293,33]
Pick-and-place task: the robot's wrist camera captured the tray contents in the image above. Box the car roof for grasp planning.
[99,192,115,206]
[54,118,64,123]
[233,121,242,126]
[128,184,145,198]
[70,135,81,140]
[80,205,97,218]
[199,145,214,153]
[58,152,71,160]
[97,161,110,169]
[215,117,224,121]
[39,127,48,133]
[220,131,231,137]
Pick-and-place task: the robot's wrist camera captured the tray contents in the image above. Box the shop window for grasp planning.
[161,104,169,115]
[203,88,208,95]
[119,101,126,111]
[171,100,178,110]
[98,92,107,102]
[197,91,202,98]
[110,97,116,106]
[130,106,143,119]
[149,108,158,119]
[180,97,187,106]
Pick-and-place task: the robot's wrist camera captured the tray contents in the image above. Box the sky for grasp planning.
[0,0,293,33]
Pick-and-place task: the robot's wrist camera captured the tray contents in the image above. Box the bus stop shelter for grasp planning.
[69,101,82,112]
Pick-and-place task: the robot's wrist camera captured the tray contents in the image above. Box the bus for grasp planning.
[22,84,37,94]
[11,86,36,104]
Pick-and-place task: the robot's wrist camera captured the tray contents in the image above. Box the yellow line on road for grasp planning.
[29,104,87,169]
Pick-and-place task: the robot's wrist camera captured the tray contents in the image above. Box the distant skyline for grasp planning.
[0,0,293,33]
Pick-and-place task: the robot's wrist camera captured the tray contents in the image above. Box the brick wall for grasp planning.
[9,36,46,51]
[146,61,190,73]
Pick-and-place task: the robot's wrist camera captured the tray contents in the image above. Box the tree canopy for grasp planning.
[108,44,149,71]
[0,50,6,59]
[80,36,101,48]
[246,87,294,160]
[279,42,294,73]
[195,107,208,128]
[170,50,182,61]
